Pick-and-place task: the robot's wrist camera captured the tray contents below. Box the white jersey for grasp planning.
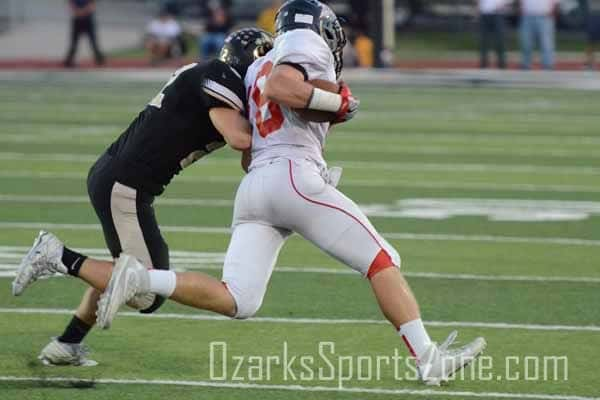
[244,29,336,169]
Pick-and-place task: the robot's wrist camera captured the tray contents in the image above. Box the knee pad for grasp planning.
[126,292,156,311]
[139,294,167,314]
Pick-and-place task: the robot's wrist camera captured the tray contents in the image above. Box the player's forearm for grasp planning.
[209,108,252,151]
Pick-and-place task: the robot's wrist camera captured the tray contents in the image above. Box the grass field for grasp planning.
[0,73,599,400]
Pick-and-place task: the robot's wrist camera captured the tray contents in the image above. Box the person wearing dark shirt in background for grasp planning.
[581,0,600,69]
[64,0,105,67]
[479,0,509,69]
[199,3,233,59]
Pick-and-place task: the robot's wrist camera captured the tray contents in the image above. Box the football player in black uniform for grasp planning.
[12,28,273,366]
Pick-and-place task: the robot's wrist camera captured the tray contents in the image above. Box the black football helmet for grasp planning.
[275,0,347,79]
[218,28,274,77]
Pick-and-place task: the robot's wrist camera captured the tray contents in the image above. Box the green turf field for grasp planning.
[0,74,599,400]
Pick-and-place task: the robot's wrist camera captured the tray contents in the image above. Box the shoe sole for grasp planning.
[39,355,99,367]
[12,231,46,296]
[97,255,132,329]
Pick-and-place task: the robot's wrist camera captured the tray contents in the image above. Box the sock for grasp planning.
[398,319,432,361]
[61,246,87,277]
[57,315,92,344]
[149,270,177,298]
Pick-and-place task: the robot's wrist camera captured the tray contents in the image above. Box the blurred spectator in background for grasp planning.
[145,8,184,65]
[64,0,105,68]
[478,0,508,69]
[520,0,558,70]
[581,0,600,70]
[199,2,233,60]
[257,0,282,34]
[354,28,375,68]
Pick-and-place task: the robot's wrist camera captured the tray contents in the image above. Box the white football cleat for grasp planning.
[39,338,98,367]
[96,254,150,329]
[12,231,67,296]
[419,331,487,386]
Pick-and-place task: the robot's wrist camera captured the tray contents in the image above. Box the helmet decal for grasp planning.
[218,28,274,78]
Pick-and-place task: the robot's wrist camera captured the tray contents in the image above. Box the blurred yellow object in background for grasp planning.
[355,33,374,67]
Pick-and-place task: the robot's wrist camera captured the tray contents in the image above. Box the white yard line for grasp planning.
[1,245,598,283]
[1,169,599,193]
[7,194,600,222]
[3,151,600,176]
[0,376,597,400]
[341,179,600,193]
[1,307,599,332]
[0,194,234,207]
[0,221,230,234]
[5,128,600,145]
[0,152,98,162]
[3,123,600,144]
[1,266,598,284]
[270,160,600,176]
[329,144,600,158]
[337,131,600,146]
[0,222,598,247]
[6,194,600,211]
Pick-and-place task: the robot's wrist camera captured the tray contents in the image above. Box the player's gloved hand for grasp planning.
[335,83,360,123]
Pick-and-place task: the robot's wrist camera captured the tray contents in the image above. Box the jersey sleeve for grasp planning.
[200,60,247,113]
[272,29,335,81]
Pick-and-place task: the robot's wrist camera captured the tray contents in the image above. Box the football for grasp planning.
[294,79,340,123]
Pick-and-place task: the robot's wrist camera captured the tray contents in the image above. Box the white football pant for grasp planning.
[222,158,400,319]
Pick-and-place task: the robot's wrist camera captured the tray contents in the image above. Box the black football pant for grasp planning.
[87,152,169,313]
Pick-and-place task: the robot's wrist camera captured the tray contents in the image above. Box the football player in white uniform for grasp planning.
[14,1,486,385]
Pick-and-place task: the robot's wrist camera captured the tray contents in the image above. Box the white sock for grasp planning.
[148,270,177,298]
[398,319,432,361]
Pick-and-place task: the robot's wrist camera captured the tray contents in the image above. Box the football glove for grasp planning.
[335,82,360,123]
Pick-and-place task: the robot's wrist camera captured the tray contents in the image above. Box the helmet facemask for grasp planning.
[319,6,347,79]
[274,1,347,80]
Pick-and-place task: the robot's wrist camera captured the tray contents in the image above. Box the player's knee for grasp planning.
[226,284,264,320]
[126,292,167,314]
[389,247,401,269]
[138,294,167,314]
[233,295,263,320]
[366,248,401,280]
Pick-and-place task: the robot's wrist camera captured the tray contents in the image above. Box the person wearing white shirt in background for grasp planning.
[520,0,558,70]
[145,8,183,65]
[479,0,510,69]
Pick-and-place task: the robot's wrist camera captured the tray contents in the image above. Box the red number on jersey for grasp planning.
[251,61,284,138]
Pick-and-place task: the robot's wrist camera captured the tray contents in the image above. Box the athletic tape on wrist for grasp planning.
[307,88,342,113]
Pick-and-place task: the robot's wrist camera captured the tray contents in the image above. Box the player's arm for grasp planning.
[208,108,252,151]
[263,65,313,108]
[264,64,358,122]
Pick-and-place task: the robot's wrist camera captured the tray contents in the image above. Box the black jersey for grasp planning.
[105,60,246,195]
